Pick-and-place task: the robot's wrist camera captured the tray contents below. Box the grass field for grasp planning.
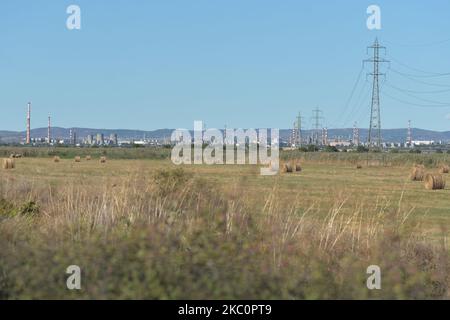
[1,149,450,299]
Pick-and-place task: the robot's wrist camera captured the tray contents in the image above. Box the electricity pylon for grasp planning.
[364,38,389,150]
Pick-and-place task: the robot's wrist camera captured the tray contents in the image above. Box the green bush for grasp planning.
[356,145,369,153]
[324,146,339,152]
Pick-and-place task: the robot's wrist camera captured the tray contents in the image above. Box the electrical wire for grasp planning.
[333,66,364,128]
[382,88,450,108]
[385,83,450,105]
[389,67,450,88]
[388,55,450,77]
[341,81,370,128]
[389,68,450,78]
[384,37,450,48]
[381,83,450,94]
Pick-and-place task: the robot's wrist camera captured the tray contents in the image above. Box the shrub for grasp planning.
[356,145,369,153]
[324,146,338,153]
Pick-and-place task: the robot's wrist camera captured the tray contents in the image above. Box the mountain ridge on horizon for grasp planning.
[1,127,449,144]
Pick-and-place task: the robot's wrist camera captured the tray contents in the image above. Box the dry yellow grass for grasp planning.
[1,157,450,299]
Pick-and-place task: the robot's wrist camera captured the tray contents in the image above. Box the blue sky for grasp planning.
[1,1,450,131]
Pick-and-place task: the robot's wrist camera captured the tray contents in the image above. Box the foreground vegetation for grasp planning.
[0,149,450,299]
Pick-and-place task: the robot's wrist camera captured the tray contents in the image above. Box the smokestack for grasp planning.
[48,116,51,144]
[26,102,31,144]
[407,120,412,146]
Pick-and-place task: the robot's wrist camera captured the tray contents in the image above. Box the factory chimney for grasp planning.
[26,102,31,144]
[48,116,51,144]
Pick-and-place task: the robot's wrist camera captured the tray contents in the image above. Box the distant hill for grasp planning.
[280,128,450,143]
[1,127,449,144]
[0,127,175,143]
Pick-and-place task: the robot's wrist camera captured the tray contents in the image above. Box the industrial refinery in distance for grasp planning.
[9,102,166,147]
[1,101,449,153]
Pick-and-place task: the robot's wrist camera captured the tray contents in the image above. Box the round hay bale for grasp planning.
[439,165,449,174]
[86,155,92,161]
[53,156,60,163]
[2,158,15,170]
[100,156,107,164]
[295,162,302,172]
[424,174,446,190]
[74,156,81,163]
[410,166,425,181]
[282,162,293,173]
[356,164,362,169]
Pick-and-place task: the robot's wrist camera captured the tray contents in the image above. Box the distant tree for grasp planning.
[436,149,443,154]
[306,144,319,152]
[447,150,450,154]
[324,145,339,152]
[356,145,369,153]
[298,146,308,152]
[389,148,400,153]
[409,149,422,154]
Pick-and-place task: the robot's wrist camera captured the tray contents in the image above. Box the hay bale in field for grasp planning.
[295,162,302,172]
[356,164,362,169]
[439,165,449,174]
[9,154,22,158]
[53,156,60,163]
[424,174,446,190]
[100,156,107,163]
[410,166,425,181]
[282,162,293,173]
[86,155,92,161]
[2,158,15,170]
[74,156,81,163]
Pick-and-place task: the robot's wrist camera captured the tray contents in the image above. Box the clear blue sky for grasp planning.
[1,0,450,131]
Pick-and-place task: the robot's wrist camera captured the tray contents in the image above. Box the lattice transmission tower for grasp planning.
[290,112,302,148]
[311,108,323,146]
[364,38,389,150]
[352,122,360,146]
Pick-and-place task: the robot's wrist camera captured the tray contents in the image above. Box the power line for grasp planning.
[382,89,450,108]
[384,83,450,105]
[384,37,450,48]
[388,68,450,78]
[334,66,365,127]
[389,67,450,87]
[341,80,370,128]
[382,83,450,94]
[388,55,450,76]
